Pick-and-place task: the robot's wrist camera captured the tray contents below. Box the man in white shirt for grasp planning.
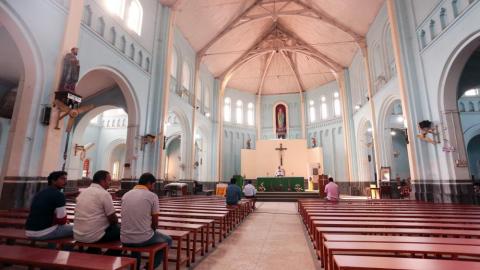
[74,170,119,254]
[122,173,172,270]
[275,166,285,177]
[243,180,257,210]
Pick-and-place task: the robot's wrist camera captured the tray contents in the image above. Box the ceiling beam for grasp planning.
[291,0,364,43]
[280,50,304,92]
[257,51,276,96]
[219,23,278,80]
[198,0,262,57]
[198,0,365,58]
[276,24,343,72]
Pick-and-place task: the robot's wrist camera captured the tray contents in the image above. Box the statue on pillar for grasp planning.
[246,138,251,149]
[58,47,80,92]
[311,137,317,147]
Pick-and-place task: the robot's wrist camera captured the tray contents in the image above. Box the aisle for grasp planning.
[193,202,321,270]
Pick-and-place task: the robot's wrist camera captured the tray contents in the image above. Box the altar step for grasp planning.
[255,191,319,202]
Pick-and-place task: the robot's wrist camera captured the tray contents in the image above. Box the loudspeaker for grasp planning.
[41,106,51,126]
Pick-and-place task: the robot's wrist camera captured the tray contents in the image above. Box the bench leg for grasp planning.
[163,246,168,270]
[200,227,205,256]
[176,237,181,270]
[148,250,154,270]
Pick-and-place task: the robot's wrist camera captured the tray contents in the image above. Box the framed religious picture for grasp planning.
[380,166,391,182]
[274,103,287,139]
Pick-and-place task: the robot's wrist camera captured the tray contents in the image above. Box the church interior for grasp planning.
[1,0,480,269]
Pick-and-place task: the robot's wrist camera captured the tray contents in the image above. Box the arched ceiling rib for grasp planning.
[174,0,384,95]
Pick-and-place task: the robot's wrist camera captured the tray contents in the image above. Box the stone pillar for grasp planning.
[299,91,306,139]
[256,94,261,139]
[216,79,227,181]
[189,59,201,180]
[359,43,382,187]
[336,71,353,181]
[0,1,84,209]
[156,7,177,180]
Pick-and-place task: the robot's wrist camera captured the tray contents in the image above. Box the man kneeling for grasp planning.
[121,173,172,270]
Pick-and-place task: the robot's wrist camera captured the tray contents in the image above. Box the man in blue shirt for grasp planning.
[226,178,242,206]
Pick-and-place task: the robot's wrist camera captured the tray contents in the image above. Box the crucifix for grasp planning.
[275,143,287,166]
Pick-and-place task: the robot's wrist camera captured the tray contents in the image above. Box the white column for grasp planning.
[336,71,353,180]
[189,59,201,179]
[360,43,382,185]
[216,79,227,181]
[256,94,261,139]
[299,91,306,139]
[157,8,177,179]
[38,0,85,176]
[386,0,419,180]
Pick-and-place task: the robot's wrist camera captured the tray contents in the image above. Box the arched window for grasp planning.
[109,27,116,45]
[247,102,254,126]
[106,0,125,18]
[452,0,459,18]
[420,30,427,49]
[236,100,244,124]
[321,96,328,120]
[333,92,341,117]
[429,20,436,40]
[145,57,150,72]
[171,49,178,77]
[181,62,191,90]
[127,0,143,35]
[129,44,135,59]
[224,97,231,122]
[137,51,143,66]
[83,5,92,26]
[119,36,126,53]
[309,100,316,123]
[439,8,447,30]
[96,17,105,36]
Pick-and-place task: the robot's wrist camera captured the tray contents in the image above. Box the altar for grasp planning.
[256,177,305,192]
[241,139,323,190]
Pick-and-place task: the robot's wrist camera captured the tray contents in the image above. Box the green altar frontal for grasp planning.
[256,177,305,192]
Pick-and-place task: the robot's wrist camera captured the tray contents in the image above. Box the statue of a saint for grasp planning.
[58,47,80,92]
[246,139,251,149]
[312,137,317,147]
[277,107,285,129]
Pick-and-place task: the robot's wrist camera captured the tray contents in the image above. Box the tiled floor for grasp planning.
[192,202,321,270]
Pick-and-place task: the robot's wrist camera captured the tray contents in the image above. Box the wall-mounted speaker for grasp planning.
[41,106,51,126]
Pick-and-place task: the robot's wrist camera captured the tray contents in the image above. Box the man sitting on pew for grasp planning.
[324,177,339,201]
[74,170,120,253]
[226,177,242,206]
[121,173,172,270]
[25,171,73,240]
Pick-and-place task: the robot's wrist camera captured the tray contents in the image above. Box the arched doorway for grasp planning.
[467,135,480,181]
[68,106,128,181]
[440,34,480,183]
[164,110,190,181]
[194,126,210,181]
[0,4,42,208]
[382,100,411,182]
[67,67,138,182]
[358,120,376,183]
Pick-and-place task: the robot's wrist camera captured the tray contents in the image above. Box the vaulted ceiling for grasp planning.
[170,0,384,95]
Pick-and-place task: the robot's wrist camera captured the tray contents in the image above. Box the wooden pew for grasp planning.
[325,241,480,270]
[332,255,480,270]
[0,244,136,270]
